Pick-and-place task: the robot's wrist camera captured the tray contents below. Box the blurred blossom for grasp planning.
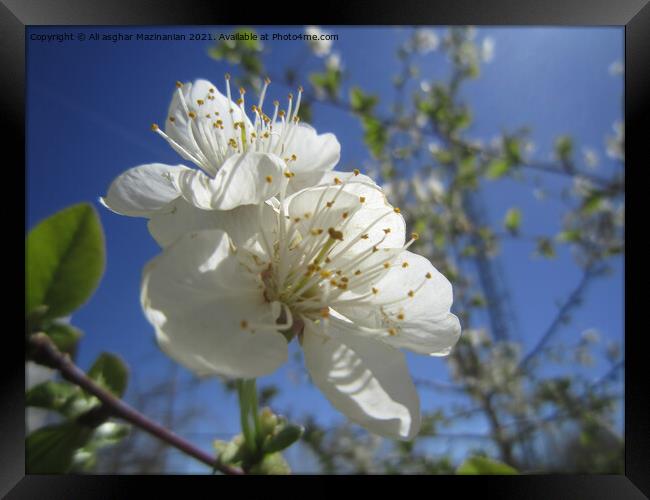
[428,140,443,155]
[481,37,495,63]
[325,52,342,71]
[305,26,333,57]
[533,188,547,201]
[26,362,56,433]
[582,148,600,169]
[573,176,595,198]
[412,28,440,54]
[465,328,490,348]
[489,135,504,152]
[608,60,624,76]
[606,121,624,161]
[420,80,432,93]
[522,139,536,159]
[606,342,621,363]
[415,113,428,128]
[581,329,601,344]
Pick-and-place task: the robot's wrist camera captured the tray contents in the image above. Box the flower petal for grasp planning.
[281,123,340,186]
[147,197,276,249]
[100,163,188,217]
[141,229,288,378]
[302,319,421,440]
[337,251,461,355]
[165,79,252,172]
[172,152,285,211]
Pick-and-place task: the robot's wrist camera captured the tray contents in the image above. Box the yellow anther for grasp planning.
[320,307,330,318]
[239,87,246,95]
[320,270,331,278]
[288,92,293,100]
[291,154,297,161]
[225,73,231,80]
[326,201,334,208]
[209,88,215,93]
[168,116,175,122]
[328,227,344,241]
[240,320,248,329]
[360,234,369,240]
[342,212,349,219]
[151,123,159,131]
[411,232,420,240]
[175,81,183,88]
[273,100,279,107]
[334,177,342,185]
[383,228,391,234]
[397,313,405,320]
[197,99,204,105]
[278,110,286,117]
[265,76,272,84]
[265,176,273,183]
[372,287,379,295]
[353,169,360,176]
[383,262,390,269]
[359,196,366,203]
[402,262,409,268]
[284,171,293,178]
[188,111,196,119]
[408,290,415,298]
[394,207,401,214]
[341,277,349,283]
[425,272,432,279]
[330,279,338,286]
[338,283,348,290]
[236,98,243,105]
[298,85,304,92]
[388,328,397,336]
[372,246,379,253]
[294,217,301,223]
[354,270,362,276]
[325,257,332,263]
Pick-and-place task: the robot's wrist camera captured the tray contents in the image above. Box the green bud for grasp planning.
[263,423,304,454]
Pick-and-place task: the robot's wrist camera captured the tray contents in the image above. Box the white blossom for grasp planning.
[101,78,340,244]
[481,37,495,63]
[141,172,461,440]
[412,29,439,54]
[305,26,333,57]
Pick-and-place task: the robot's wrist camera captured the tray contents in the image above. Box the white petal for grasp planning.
[302,320,421,440]
[338,251,461,355]
[100,163,188,217]
[282,122,340,176]
[172,152,285,211]
[141,229,288,378]
[148,197,276,249]
[165,79,252,169]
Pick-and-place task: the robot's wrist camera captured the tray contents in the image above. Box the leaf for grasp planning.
[504,208,522,235]
[249,452,291,475]
[263,423,304,454]
[88,353,129,398]
[26,422,94,473]
[26,203,105,320]
[457,456,518,475]
[554,135,574,163]
[349,87,378,115]
[536,237,556,258]
[485,158,510,179]
[26,381,80,414]
[43,322,83,358]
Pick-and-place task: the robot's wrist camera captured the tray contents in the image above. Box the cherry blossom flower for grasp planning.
[101,77,340,238]
[141,172,461,439]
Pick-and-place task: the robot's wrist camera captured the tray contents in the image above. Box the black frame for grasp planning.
[6,0,646,497]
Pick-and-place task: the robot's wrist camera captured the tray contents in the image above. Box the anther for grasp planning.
[353,169,360,176]
[394,207,401,214]
[359,196,366,203]
[408,290,415,298]
[151,123,159,131]
[265,176,273,183]
[372,287,379,295]
[425,272,432,279]
[240,320,248,329]
[328,227,344,241]
[402,262,409,268]
[411,232,420,240]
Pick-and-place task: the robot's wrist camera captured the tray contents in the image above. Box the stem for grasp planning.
[236,379,256,455]
[28,333,243,475]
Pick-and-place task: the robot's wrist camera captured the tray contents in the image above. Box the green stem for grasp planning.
[236,379,262,456]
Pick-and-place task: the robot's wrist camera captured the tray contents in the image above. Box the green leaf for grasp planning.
[43,322,83,358]
[554,135,574,163]
[457,456,518,475]
[581,191,604,215]
[263,423,304,454]
[504,208,522,235]
[26,203,105,320]
[349,87,378,115]
[485,158,511,179]
[249,452,291,475]
[26,381,80,414]
[88,353,129,398]
[26,422,94,473]
[536,237,556,258]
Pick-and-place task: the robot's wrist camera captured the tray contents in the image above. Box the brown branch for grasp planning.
[28,333,243,475]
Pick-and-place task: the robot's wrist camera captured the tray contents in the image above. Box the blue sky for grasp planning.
[26,26,623,472]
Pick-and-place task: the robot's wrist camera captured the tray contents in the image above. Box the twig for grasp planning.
[28,333,243,475]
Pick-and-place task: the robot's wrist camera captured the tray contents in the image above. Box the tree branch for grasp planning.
[28,333,243,475]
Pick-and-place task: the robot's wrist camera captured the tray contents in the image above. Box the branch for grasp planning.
[28,333,243,475]
[517,265,601,373]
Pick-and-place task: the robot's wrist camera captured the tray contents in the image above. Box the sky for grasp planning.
[26,26,624,472]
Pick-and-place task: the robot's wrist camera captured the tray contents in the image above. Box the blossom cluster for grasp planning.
[101,76,461,440]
